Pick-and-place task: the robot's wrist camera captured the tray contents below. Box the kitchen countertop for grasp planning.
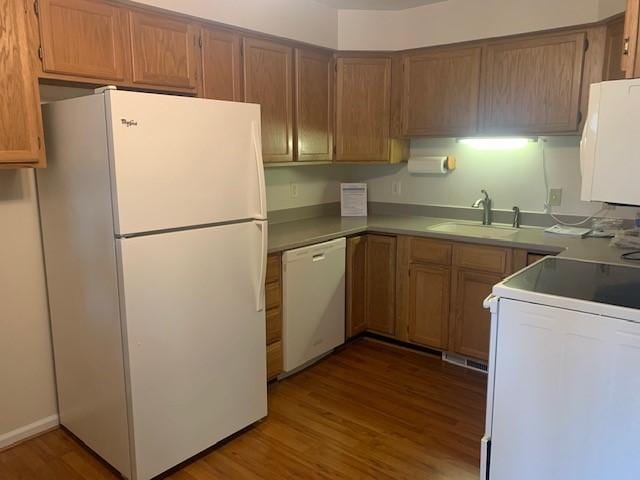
[268,214,640,267]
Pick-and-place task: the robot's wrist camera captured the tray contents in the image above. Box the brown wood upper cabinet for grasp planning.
[366,235,396,336]
[346,235,368,338]
[0,0,45,166]
[200,27,242,101]
[481,32,587,134]
[294,48,333,162]
[243,37,294,163]
[335,56,407,163]
[129,10,199,91]
[401,46,482,136]
[37,0,130,81]
[604,16,626,80]
[622,0,640,77]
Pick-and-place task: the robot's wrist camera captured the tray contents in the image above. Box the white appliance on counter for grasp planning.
[37,88,268,480]
[481,257,640,480]
[282,238,346,374]
[581,78,640,206]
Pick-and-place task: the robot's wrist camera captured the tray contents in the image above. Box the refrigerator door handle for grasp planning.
[252,122,267,221]
[255,220,268,311]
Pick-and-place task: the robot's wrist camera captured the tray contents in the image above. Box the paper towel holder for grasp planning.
[407,155,457,175]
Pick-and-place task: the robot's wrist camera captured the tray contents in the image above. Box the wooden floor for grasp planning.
[0,338,487,479]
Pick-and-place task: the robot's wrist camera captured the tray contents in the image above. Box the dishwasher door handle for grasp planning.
[312,253,326,262]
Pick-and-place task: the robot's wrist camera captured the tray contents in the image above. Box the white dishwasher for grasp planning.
[282,237,346,375]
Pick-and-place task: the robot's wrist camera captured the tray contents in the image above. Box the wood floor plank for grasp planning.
[0,339,486,479]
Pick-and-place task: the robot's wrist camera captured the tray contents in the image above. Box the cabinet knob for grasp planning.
[624,37,631,56]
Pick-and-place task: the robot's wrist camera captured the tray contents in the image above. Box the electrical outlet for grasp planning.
[548,188,563,207]
[392,181,402,196]
[290,183,298,198]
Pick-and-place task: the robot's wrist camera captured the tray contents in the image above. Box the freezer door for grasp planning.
[581,79,640,206]
[117,221,267,480]
[105,90,266,236]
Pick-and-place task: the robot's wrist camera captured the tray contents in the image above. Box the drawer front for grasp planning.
[410,237,452,265]
[266,341,283,380]
[266,253,281,284]
[265,281,281,310]
[453,244,510,274]
[266,307,282,345]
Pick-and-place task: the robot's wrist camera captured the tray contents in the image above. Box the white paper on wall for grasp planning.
[341,183,367,217]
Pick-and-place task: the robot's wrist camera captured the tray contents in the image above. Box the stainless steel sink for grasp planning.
[427,222,518,239]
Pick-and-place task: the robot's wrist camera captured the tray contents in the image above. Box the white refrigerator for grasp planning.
[37,88,268,480]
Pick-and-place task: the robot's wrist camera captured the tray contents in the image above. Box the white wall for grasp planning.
[338,0,624,50]
[599,0,627,18]
[134,0,338,48]
[0,171,58,444]
[265,165,346,211]
[348,137,638,219]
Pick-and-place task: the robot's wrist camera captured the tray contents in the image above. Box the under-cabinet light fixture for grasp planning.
[457,137,536,150]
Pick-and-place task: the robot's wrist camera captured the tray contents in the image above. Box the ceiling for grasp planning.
[313,0,446,10]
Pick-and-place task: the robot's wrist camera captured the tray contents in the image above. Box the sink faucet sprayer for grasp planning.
[472,190,492,225]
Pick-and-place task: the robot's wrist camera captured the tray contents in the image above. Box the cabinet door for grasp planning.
[243,37,293,163]
[622,0,640,78]
[481,32,586,134]
[450,269,502,361]
[0,0,44,166]
[604,16,626,81]
[200,27,242,101]
[129,10,198,91]
[294,48,333,162]
[366,235,396,336]
[402,47,481,136]
[346,236,367,338]
[335,57,391,162]
[408,264,450,350]
[37,0,129,81]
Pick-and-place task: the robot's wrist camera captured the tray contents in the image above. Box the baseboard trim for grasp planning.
[0,414,60,451]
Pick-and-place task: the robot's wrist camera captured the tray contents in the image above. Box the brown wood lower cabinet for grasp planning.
[408,263,450,350]
[449,268,502,362]
[265,252,283,380]
[346,235,368,338]
[266,341,283,381]
[366,235,397,335]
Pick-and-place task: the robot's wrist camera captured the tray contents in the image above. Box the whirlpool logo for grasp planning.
[121,118,138,127]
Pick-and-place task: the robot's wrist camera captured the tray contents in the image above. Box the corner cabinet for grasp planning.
[0,0,45,167]
[335,56,408,163]
[401,46,482,137]
[480,32,587,134]
[243,37,294,164]
[129,10,199,92]
[294,48,333,162]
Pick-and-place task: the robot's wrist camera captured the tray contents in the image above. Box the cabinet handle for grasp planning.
[624,37,631,56]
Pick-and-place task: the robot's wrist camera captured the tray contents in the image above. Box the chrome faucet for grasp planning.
[472,190,492,225]
[512,206,521,228]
